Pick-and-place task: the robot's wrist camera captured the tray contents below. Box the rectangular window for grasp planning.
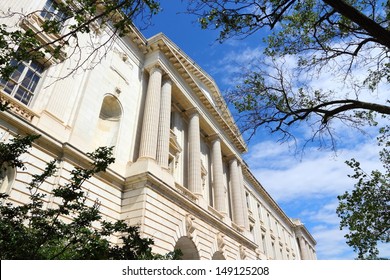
[267,212,271,229]
[257,203,262,221]
[0,61,44,105]
[40,0,69,24]
[245,192,250,209]
[271,242,276,259]
[262,234,267,255]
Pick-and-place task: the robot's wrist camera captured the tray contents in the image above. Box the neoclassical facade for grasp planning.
[0,0,316,260]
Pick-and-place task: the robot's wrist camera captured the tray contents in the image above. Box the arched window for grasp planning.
[94,95,122,149]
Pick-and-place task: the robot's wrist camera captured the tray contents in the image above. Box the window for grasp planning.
[275,221,280,237]
[271,242,276,259]
[249,224,254,240]
[262,234,267,255]
[245,192,250,209]
[41,0,69,24]
[257,203,263,221]
[0,61,44,105]
[267,212,271,229]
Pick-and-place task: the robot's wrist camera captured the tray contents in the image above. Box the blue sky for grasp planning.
[137,2,389,260]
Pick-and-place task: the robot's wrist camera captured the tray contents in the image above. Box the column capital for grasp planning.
[185,107,200,118]
[146,63,164,75]
[226,154,245,166]
[162,74,172,84]
[226,154,239,164]
[208,133,221,143]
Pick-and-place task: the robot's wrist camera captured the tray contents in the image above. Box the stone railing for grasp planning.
[0,89,38,122]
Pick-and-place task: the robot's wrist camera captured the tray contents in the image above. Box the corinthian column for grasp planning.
[187,108,202,197]
[210,135,226,214]
[156,76,172,169]
[139,65,163,160]
[229,157,245,227]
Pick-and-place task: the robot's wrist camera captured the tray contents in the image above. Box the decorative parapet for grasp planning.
[0,90,38,122]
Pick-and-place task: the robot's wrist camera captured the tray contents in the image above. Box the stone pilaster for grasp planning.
[187,108,202,197]
[210,134,226,215]
[156,76,172,169]
[229,157,245,227]
[238,163,249,230]
[139,65,163,160]
[297,236,309,260]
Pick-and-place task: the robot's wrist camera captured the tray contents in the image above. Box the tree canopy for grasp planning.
[187,0,390,147]
[0,136,180,259]
[186,0,390,258]
[337,126,390,259]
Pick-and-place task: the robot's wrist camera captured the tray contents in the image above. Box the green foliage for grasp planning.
[337,127,390,259]
[0,0,161,80]
[188,1,390,259]
[0,137,180,260]
[0,134,40,169]
[188,0,390,147]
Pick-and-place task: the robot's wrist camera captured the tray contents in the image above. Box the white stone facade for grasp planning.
[0,0,316,260]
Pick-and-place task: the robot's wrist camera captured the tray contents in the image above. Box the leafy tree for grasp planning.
[187,0,390,147]
[0,136,180,259]
[0,0,182,260]
[337,126,390,260]
[185,0,390,257]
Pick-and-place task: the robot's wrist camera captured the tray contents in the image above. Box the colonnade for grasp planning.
[297,235,317,260]
[138,64,249,229]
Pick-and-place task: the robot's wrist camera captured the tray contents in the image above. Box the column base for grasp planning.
[126,157,175,188]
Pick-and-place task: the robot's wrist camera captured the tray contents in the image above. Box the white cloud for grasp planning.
[245,138,382,202]
[210,32,390,261]
[297,200,355,259]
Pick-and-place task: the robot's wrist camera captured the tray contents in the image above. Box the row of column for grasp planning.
[297,236,316,260]
[138,64,248,229]
[139,65,172,169]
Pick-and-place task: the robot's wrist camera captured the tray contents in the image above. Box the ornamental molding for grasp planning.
[0,90,38,122]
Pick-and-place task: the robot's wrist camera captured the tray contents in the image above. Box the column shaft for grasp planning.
[230,158,245,227]
[139,66,163,159]
[156,77,172,168]
[211,136,226,214]
[298,237,309,260]
[188,109,202,196]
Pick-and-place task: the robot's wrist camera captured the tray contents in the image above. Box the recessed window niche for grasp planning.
[94,95,122,149]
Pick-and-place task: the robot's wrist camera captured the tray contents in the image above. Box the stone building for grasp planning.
[0,0,316,260]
